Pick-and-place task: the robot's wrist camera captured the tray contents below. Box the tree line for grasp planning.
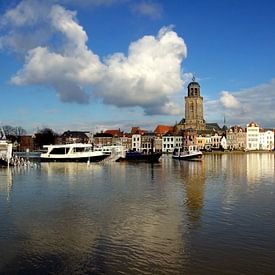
[1,125,58,149]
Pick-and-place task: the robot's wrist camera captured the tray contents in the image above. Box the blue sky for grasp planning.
[1,0,275,134]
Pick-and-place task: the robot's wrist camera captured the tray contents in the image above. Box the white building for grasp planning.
[162,135,182,153]
[132,134,141,151]
[259,130,274,150]
[246,122,260,150]
[211,133,222,149]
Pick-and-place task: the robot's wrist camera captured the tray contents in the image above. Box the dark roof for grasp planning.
[93,132,113,138]
[222,125,228,131]
[206,123,221,131]
[61,131,89,138]
[178,118,185,125]
[188,81,200,88]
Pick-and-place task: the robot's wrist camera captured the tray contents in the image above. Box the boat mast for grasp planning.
[0,125,7,140]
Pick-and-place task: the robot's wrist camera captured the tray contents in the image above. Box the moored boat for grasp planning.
[116,151,162,162]
[40,143,109,162]
[0,140,13,167]
[172,145,203,160]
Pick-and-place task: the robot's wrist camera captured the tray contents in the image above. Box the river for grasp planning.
[0,153,275,274]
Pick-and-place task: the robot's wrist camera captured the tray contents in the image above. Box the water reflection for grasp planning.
[172,160,205,224]
[0,168,13,201]
[1,153,275,274]
[246,153,275,183]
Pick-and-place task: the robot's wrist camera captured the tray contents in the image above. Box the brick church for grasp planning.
[175,78,224,141]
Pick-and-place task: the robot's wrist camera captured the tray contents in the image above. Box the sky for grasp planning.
[0,0,275,134]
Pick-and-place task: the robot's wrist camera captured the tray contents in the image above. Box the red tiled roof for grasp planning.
[154,125,174,135]
[104,129,123,137]
[131,127,147,135]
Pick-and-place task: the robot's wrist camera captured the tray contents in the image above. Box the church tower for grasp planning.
[184,79,206,130]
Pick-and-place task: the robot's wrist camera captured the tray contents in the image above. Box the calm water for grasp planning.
[0,153,275,274]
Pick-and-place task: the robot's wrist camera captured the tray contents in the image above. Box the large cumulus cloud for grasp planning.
[96,26,186,114]
[1,1,187,115]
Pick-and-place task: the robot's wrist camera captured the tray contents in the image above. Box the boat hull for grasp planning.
[40,154,108,163]
[0,159,14,167]
[172,152,203,160]
[116,152,162,163]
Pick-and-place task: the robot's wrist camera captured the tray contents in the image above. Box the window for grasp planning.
[50,147,69,154]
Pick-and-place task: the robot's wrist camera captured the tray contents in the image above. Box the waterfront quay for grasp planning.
[1,153,275,274]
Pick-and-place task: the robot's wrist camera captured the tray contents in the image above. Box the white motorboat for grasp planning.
[0,126,13,167]
[94,145,126,155]
[172,145,203,160]
[94,145,126,161]
[40,143,109,162]
[0,140,13,167]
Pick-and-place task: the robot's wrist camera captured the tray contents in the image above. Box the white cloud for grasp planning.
[205,79,275,128]
[10,5,105,103]
[219,91,240,109]
[97,26,187,114]
[1,0,43,27]
[0,1,56,53]
[60,0,126,8]
[2,2,188,115]
[131,1,163,19]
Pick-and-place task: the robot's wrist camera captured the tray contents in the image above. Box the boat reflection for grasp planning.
[172,160,205,225]
[0,168,13,201]
[41,162,104,180]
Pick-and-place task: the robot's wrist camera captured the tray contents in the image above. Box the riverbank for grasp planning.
[203,150,275,155]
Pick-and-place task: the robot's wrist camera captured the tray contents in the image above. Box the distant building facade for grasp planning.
[246,122,260,150]
[162,133,183,153]
[226,125,246,150]
[259,129,274,150]
[59,131,89,144]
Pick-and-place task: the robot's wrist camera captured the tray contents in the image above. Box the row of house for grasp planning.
[16,122,275,153]
[99,122,275,152]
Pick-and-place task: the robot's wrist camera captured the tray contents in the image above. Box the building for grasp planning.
[174,78,226,150]
[162,133,183,153]
[195,134,211,150]
[226,125,246,150]
[140,133,156,153]
[154,125,174,137]
[246,122,260,150]
[104,129,123,137]
[211,132,222,149]
[120,134,132,151]
[176,78,206,132]
[93,132,113,146]
[132,134,141,151]
[259,129,274,150]
[184,81,206,130]
[131,127,147,135]
[59,131,90,144]
[18,135,35,152]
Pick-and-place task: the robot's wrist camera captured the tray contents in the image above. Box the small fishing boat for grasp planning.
[40,143,109,162]
[172,145,203,160]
